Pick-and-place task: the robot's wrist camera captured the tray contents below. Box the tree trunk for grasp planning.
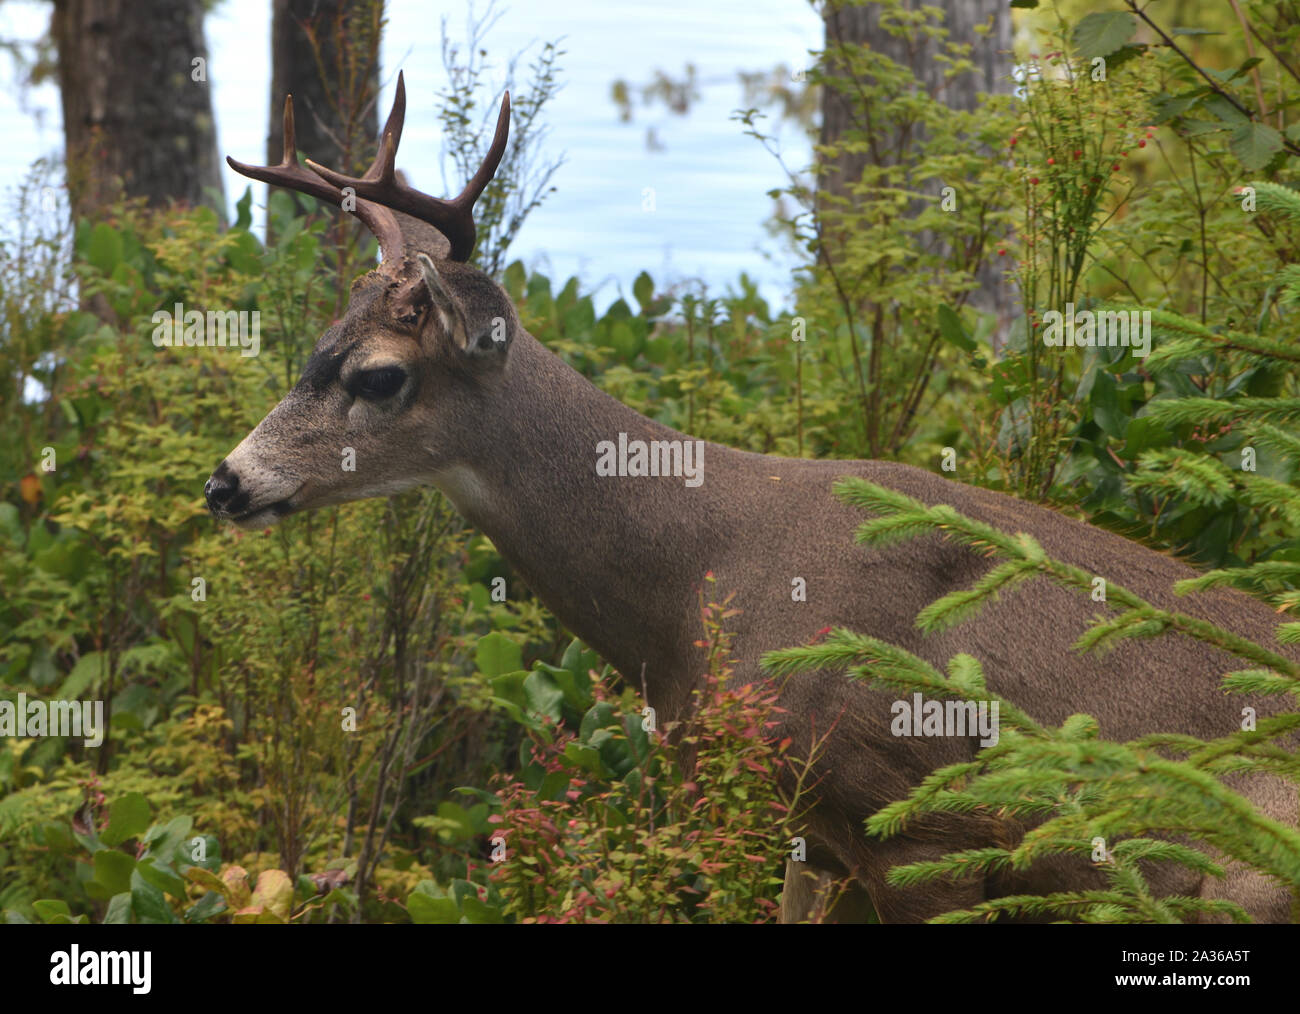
[819,0,1013,322]
[267,0,381,177]
[52,0,224,225]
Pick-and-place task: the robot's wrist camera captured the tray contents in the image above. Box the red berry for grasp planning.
[1073,150,1082,159]
[1138,140,1146,148]
[1030,177,1039,185]
[1047,157,1055,165]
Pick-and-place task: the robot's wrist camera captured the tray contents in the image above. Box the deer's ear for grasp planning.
[416,253,507,360]
[415,253,467,352]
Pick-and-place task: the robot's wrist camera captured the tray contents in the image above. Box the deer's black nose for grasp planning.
[205,461,240,514]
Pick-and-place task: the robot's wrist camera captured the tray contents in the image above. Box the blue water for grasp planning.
[0,0,820,313]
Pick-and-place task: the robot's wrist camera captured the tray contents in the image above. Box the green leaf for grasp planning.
[489,669,531,712]
[503,260,527,301]
[93,849,136,896]
[1230,121,1283,170]
[561,639,601,678]
[1091,372,1126,439]
[523,671,564,722]
[407,892,461,924]
[1203,95,1249,125]
[1072,11,1136,60]
[143,815,194,865]
[1009,0,1038,8]
[580,700,619,740]
[130,869,176,924]
[1120,417,1172,459]
[1153,91,1205,123]
[475,632,523,677]
[607,320,644,360]
[1180,119,1231,137]
[633,271,654,311]
[937,304,975,352]
[104,892,133,924]
[101,792,150,846]
[32,899,72,923]
[461,894,504,924]
[533,660,594,713]
[184,891,226,923]
[1227,57,1263,82]
[86,223,124,275]
[233,186,253,231]
[58,651,105,699]
[136,857,187,899]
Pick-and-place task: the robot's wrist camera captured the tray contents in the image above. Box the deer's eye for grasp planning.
[351,366,407,401]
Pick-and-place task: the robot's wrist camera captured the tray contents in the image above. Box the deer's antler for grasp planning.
[305,71,511,262]
[227,86,406,268]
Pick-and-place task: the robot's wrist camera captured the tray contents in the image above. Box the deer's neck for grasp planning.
[432,331,727,714]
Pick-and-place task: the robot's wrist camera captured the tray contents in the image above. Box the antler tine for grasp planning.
[226,93,406,268]
[307,79,511,263]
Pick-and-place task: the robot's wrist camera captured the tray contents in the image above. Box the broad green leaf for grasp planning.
[94,849,136,896]
[633,271,654,310]
[489,670,531,712]
[1073,11,1136,59]
[407,892,460,924]
[184,891,226,923]
[101,792,150,846]
[136,858,187,899]
[476,632,523,677]
[58,651,104,698]
[460,895,504,924]
[1091,372,1126,439]
[937,304,975,352]
[130,870,175,924]
[86,223,124,275]
[1230,121,1283,170]
[104,892,133,924]
[523,671,564,722]
[32,899,71,923]
[142,815,194,865]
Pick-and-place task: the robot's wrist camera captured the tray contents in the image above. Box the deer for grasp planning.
[205,73,1298,924]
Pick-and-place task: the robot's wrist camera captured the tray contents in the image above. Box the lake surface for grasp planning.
[0,0,821,313]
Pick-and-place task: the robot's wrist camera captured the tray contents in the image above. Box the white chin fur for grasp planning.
[230,508,285,531]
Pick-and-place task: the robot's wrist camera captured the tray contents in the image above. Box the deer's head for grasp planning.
[204,73,517,529]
